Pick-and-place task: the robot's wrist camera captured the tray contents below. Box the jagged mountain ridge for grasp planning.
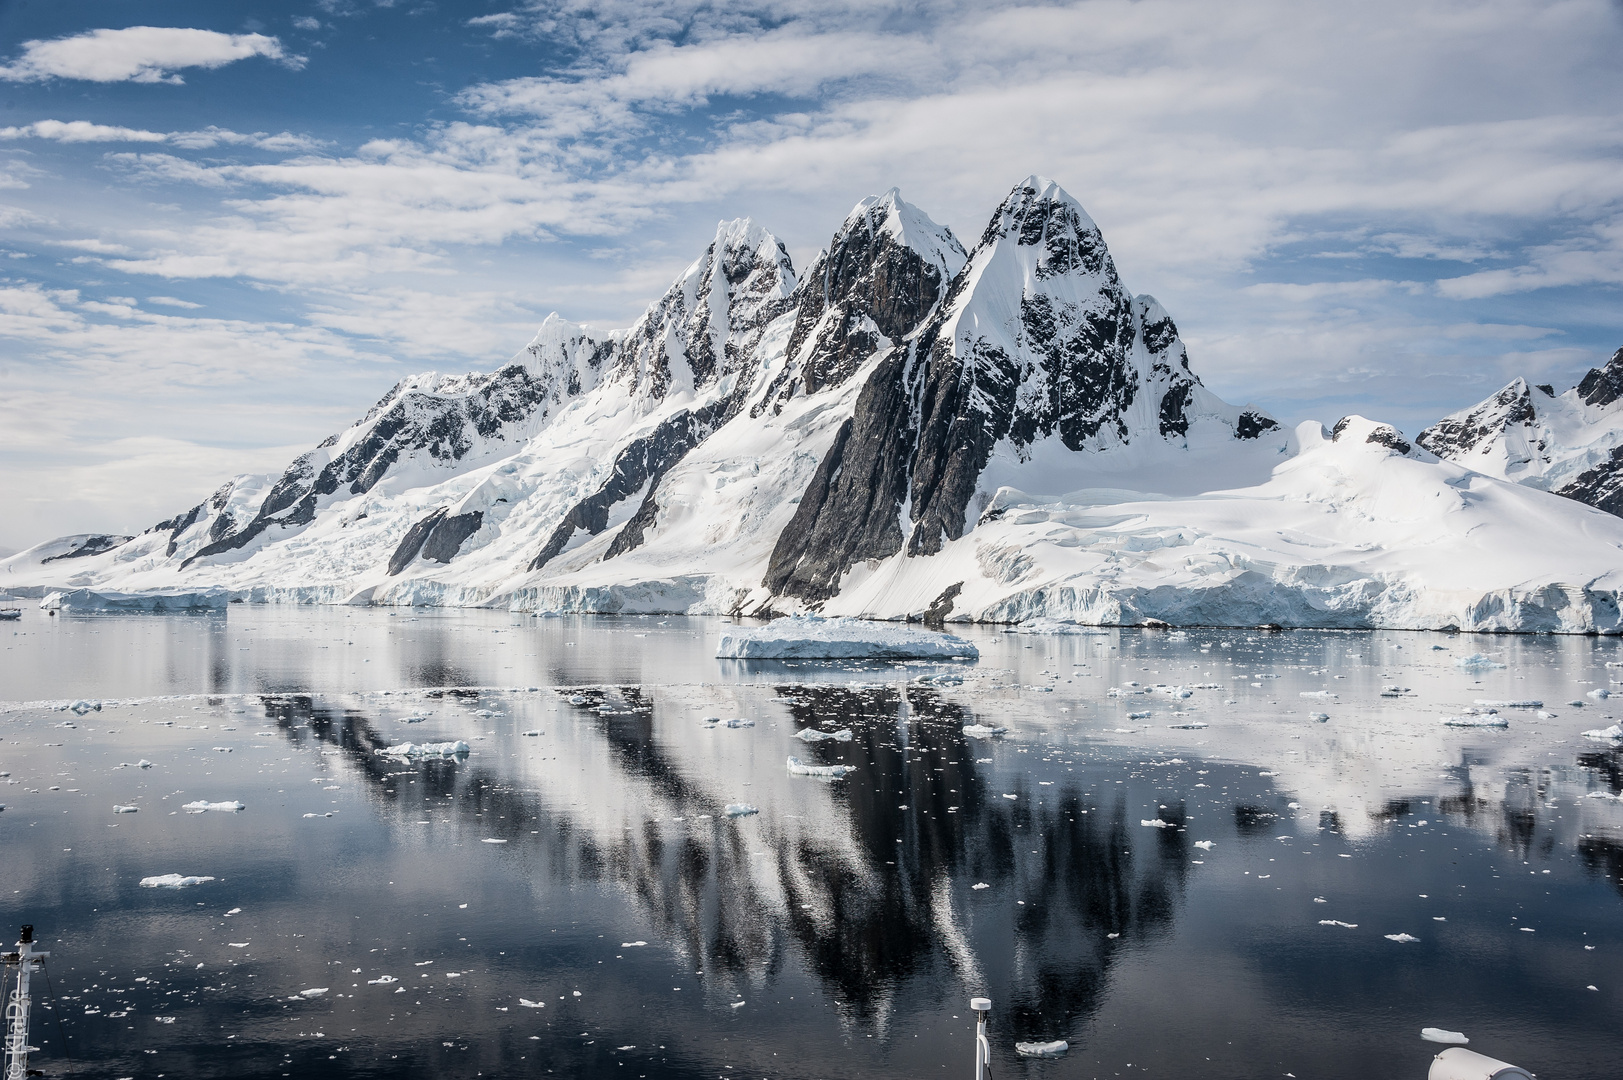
[1418,347,1623,515]
[12,176,1623,632]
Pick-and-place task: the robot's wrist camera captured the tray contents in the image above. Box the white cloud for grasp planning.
[0,26,301,85]
[0,119,323,152]
[145,296,203,309]
[0,120,168,144]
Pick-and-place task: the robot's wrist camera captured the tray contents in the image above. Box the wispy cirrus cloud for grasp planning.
[0,26,302,84]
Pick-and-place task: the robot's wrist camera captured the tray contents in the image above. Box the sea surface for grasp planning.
[2,607,1622,1079]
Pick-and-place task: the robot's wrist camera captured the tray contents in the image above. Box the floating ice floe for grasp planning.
[182,800,245,813]
[1588,688,1612,700]
[715,616,979,661]
[1380,686,1412,697]
[971,882,990,890]
[481,838,508,844]
[1299,691,1336,700]
[1167,721,1208,730]
[378,741,469,758]
[794,728,853,743]
[299,988,328,998]
[1015,1040,1069,1058]
[1011,618,1098,635]
[787,756,853,778]
[139,874,215,888]
[116,760,154,769]
[962,724,1008,739]
[1581,723,1623,740]
[1319,920,1358,928]
[1475,699,1542,708]
[113,805,138,814]
[567,694,589,705]
[68,700,102,715]
[1126,711,1152,721]
[1440,712,1508,728]
[914,672,964,686]
[1306,712,1330,722]
[521,730,541,736]
[368,976,397,985]
[724,803,759,818]
[518,998,546,1008]
[1421,1028,1469,1045]
[1385,933,1420,943]
[621,941,647,947]
[1141,819,1173,828]
[1454,654,1505,670]
[1194,840,1215,850]
[1156,686,1193,699]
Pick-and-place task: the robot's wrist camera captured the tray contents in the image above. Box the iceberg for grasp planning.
[786,756,853,778]
[1453,654,1505,670]
[794,728,853,743]
[1015,1041,1069,1057]
[139,874,215,888]
[962,724,1008,739]
[1441,713,1509,728]
[1581,723,1623,740]
[1421,1028,1469,1045]
[378,741,470,758]
[716,616,978,660]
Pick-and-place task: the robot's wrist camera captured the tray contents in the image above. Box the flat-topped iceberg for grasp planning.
[716,616,978,660]
[140,874,215,888]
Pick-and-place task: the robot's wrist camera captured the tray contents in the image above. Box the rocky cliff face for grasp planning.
[1418,347,1623,515]
[765,177,1278,603]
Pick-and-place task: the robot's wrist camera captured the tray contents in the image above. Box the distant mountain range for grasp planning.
[7,177,1623,632]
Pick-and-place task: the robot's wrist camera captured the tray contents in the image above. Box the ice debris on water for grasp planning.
[1127,711,1152,721]
[1319,920,1358,928]
[786,756,853,778]
[1015,1040,1069,1058]
[299,988,328,998]
[378,741,469,758]
[116,760,153,769]
[723,803,758,818]
[715,616,979,660]
[1421,1028,1469,1045]
[972,883,990,890]
[1454,654,1505,670]
[1589,688,1612,700]
[1166,721,1208,729]
[113,805,138,814]
[1581,723,1623,741]
[914,672,963,686]
[368,976,397,985]
[962,724,1008,739]
[794,728,853,743]
[1141,819,1173,828]
[182,800,245,813]
[1385,933,1420,943]
[518,998,545,1008]
[481,838,508,844]
[1475,699,1541,708]
[1194,841,1215,850]
[1441,712,1508,728]
[139,874,215,888]
[1306,712,1330,722]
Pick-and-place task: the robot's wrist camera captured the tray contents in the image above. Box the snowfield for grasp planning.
[5,178,1623,633]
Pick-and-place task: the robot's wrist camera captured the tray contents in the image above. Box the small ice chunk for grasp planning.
[971,883,990,890]
[182,800,245,813]
[715,616,979,660]
[1299,691,1336,700]
[518,998,546,1008]
[1015,1040,1069,1058]
[729,1000,746,1009]
[481,838,508,844]
[299,988,328,998]
[69,700,102,715]
[1475,699,1541,709]
[1384,933,1420,943]
[139,874,215,888]
[794,728,853,743]
[786,757,853,778]
[1166,721,1208,730]
[724,803,758,818]
[522,730,541,737]
[1589,688,1612,700]
[378,741,469,758]
[368,976,398,985]
[1582,724,1623,740]
[1306,712,1330,722]
[962,724,1008,739]
[1141,819,1172,828]
[722,717,755,728]
[567,694,589,705]
[1421,1028,1468,1045]
[1454,654,1505,670]
[113,805,139,814]
[1127,711,1152,721]
[1318,920,1358,928]
[1194,840,1215,850]
[621,941,647,947]
[915,672,964,686]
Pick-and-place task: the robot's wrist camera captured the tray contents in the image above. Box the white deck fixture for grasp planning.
[3,926,49,1080]
[970,996,991,1080]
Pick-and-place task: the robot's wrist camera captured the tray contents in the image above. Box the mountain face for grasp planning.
[1417,348,1623,516]
[10,177,1623,633]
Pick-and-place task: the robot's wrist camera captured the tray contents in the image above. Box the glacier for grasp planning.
[5,177,1623,633]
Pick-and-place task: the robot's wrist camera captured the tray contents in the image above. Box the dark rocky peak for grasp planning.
[612,218,797,405]
[765,190,966,409]
[1332,415,1414,456]
[1577,347,1623,409]
[1416,377,1536,459]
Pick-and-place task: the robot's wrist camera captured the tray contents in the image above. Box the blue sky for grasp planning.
[2,0,1621,550]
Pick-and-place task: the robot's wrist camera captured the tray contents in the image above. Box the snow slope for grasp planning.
[1418,348,1623,515]
[6,179,1623,633]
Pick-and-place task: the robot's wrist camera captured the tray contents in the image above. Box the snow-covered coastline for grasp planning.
[6,178,1623,635]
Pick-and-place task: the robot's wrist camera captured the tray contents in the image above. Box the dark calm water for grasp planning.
[2,608,1622,1079]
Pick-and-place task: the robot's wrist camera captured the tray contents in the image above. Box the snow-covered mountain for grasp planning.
[1417,348,1623,516]
[8,177,1623,633]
